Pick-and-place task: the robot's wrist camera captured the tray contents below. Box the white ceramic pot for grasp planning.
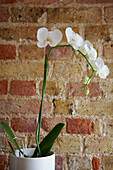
[9,148,55,170]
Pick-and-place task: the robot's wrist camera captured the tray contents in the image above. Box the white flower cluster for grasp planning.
[37,27,109,80]
[65,27,109,79]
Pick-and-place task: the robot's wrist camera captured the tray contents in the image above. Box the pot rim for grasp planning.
[10,148,55,160]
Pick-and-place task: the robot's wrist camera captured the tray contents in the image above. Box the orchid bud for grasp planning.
[85,88,89,95]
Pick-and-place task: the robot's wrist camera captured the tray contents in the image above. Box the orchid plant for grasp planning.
[1,27,109,158]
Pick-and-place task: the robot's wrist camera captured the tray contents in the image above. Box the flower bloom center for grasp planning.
[44,38,52,43]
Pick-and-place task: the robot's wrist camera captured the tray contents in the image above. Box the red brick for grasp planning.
[10,80,36,96]
[0,99,52,115]
[55,156,63,170]
[41,117,65,132]
[0,118,9,132]
[0,0,16,4]
[0,155,8,170]
[105,7,113,23]
[92,157,100,170]
[67,82,102,97]
[0,80,8,95]
[0,45,16,60]
[66,118,92,134]
[0,7,9,22]
[104,44,113,59]
[19,45,44,60]
[46,45,73,60]
[11,117,37,132]
[77,0,113,3]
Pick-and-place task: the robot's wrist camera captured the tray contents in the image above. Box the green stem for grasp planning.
[36,44,95,156]
[77,50,95,93]
[36,44,71,156]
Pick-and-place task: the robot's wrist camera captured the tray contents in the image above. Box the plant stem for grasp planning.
[77,49,95,93]
[36,44,95,156]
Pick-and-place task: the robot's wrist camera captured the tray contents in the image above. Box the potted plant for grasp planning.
[1,27,109,170]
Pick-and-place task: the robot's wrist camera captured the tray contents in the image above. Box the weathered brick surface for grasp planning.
[0,62,44,78]
[22,0,74,5]
[85,137,113,153]
[67,82,102,97]
[0,0,113,169]
[0,80,8,95]
[39,81,64,96]
[92,119,103,135]
[19,26,38,41]
[77,100,113,116]
[10,80,36,96]
[41,117,65,132]
[11,7,47,23]
[53,99,73,115]
[53,62,83,80]
[77,0,113,3]
[104,44,113,59]
[55,156,63,170]
[46,45,73,60]
[106,119,113,135]
[0,7,9,22]
[0,45,16,60]
[0,27,19,41]
[103,156,113,170]
[47,7,102,23]
[67,155,91,170]
[104,7,113,23]
[100,80,113,94]
[92,157,100,170]
[0,0,16,4]
[0,99,52,115]
[107,63,113,78]
[66,118,92,134]
[11,117,37,132]
[53,136,81,153]
[0,155,8,170]
[19,45,44,60]
[85,26,110,42]
[0,136,7,151]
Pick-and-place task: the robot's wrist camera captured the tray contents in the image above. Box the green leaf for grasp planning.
[8,141,16,156]
[1,122,28,158]
[39,123,65,156]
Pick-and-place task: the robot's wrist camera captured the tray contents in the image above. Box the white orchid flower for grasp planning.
[98,65,110,79]
[65,27,84,50]
[37,27,62,48]
[91,57,109,79]
[87,46,97,62]
[79,40,97,62]
[92,57,104,73]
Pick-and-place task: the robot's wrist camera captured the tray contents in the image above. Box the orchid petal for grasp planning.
[49,29,62,47]
[75,33,84,47]
[37,27,48,41]
[65,27,74,44]
[99,65,110,79]
[85,40,93,48]
[37,41,48,48]
[87,46,97,61]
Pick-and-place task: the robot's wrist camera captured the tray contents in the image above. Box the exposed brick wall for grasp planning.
[0,0,113,170]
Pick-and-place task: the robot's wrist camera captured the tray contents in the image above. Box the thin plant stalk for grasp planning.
[36,44,95,156]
